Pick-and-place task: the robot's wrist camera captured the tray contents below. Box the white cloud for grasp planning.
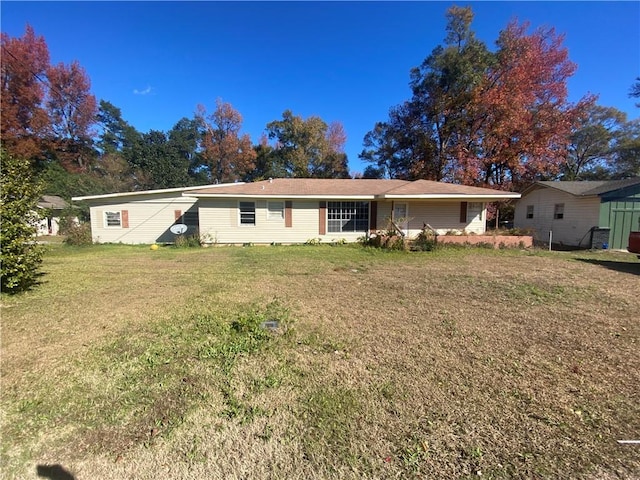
[133,85,153,96]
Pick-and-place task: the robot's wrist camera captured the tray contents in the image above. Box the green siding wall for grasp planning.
[599,187,640,250]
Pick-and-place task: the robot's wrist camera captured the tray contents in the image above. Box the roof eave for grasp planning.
[187,193,377,200]
[72,183,243,202]
[381,193,521,200]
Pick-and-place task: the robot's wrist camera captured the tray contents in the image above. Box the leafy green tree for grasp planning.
[127,129,191,189]
[266,110,349,178]
[40,161,110,199]
[0,149,44,294]
[409,6,492,181]
[246,135,288,181]
[360,103,431,179]
[562,105,627,180]
[630,77,640,108]
[96,100,139,156]
[610,119,640,178]
[168,117,205,182]
[361,6,492,181]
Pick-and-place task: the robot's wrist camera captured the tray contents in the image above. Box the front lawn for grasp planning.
[1,244,639,479]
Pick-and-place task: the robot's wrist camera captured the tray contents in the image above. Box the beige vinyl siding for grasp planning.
[88,193,198,244]
[376,201,486,236]
[199,199,332,244]
[514,187,601,247]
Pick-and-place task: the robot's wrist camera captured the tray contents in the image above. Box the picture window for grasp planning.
[327,201,369,233]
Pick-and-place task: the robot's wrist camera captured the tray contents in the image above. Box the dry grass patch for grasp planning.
[1,244,639,479]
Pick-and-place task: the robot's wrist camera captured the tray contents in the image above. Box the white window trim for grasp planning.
[267,201,284,221]
[393,202,409,232]
[526,205,534,219]
[238,201,256,226]
[554,203,565,220]
[104,211,122,228]
[468,202,483,221]
[327,201,370,234]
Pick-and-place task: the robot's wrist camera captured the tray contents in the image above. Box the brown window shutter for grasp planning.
[459,202,468,223]
[370,201,377,231]
[174,210,182,221]
[122,210,129,228]
[285,201,292,228]
[319,201,326,235]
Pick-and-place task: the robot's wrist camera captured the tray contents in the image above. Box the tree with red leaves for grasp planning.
[46,61,98,171]
[458,21,594,190]
[1,25,98,172]
[1,25,50,160]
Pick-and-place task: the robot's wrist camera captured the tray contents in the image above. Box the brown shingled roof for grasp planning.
[384,179,511,196]
[187,178,519,199]
[189,178,406,196]
[38,195,69,209]
[526,178,640,197]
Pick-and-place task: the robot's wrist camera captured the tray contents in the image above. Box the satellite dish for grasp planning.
[170,224,188,235]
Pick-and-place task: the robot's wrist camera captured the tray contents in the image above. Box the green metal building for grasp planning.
[598,180,640,250]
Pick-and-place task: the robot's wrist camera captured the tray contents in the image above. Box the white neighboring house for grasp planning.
[514,178,640,250]
[73,179,520,245]
[35,195,70,236]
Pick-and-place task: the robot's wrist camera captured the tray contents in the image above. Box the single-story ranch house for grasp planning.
[513,178,640,250]
[72,178,521,245]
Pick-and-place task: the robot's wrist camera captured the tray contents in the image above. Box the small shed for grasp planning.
[514,178,640,250]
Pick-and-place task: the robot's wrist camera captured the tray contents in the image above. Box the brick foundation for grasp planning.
[437,235,533,249]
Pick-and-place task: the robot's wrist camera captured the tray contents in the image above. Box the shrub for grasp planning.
[412,227,438,251]
[174,233,203,248]
[385,235,407,251]
[0,150,44,293]
[63,223,93,246]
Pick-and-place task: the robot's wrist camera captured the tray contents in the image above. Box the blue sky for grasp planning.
[2,1,639,176]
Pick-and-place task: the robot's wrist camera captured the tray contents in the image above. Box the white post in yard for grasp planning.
[549,231,553,251]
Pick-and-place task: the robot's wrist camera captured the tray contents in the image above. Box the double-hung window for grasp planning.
[327,201,369,233]
[554,203,564,220]
[239,202,256,226]
[267,201,284,220]
[526,205,534,219]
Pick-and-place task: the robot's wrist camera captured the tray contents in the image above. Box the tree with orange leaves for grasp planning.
[196,99,256,184]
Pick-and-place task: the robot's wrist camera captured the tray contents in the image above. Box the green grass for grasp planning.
[1,244,639,479]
